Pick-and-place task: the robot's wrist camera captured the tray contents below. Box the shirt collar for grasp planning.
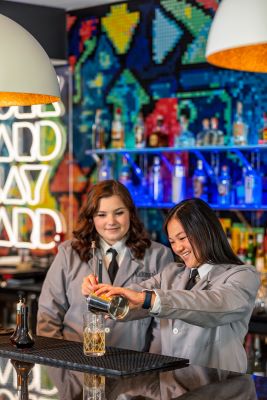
[100,237,127,255]
[196,263,213,279]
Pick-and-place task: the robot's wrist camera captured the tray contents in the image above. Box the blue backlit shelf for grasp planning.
[135,202,267,211]
[85,144,267,155]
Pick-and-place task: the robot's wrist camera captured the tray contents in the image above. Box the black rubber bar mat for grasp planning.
[0,335,189,376]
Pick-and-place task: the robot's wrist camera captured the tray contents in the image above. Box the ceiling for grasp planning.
[5,0,126,11]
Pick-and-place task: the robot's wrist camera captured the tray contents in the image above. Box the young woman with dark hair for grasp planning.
[82,198,260,373]
[37,180,173,352]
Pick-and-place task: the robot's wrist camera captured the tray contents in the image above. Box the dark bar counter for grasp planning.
[0,334,264,399]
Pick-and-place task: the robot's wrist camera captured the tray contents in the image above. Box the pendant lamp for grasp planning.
[206,0,267,73]
[0,14,60,107]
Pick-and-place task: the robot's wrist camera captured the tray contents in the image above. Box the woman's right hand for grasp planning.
[82,274,99,296]
[94,285,146,309]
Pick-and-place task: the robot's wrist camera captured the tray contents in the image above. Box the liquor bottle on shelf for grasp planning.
[259,112,267,144]
[92,109,105,149]
[235,167,246,205]
[111,108,124,148]
[217,165,231,206]
[192,160,208,201]
[232,101,248,145]
[196,118,210,146]
[149,156,164,202]
[119,156,133,194]
[98,156,113,181]
[148,115,168,148]
[246,233,255,266]
[172,155,186,203]
[210,117,225,145]
[175,115,195,147]
[134,113,146,148]
[244,167,262,206]
[255,233,265,272]
[12,303,34,349]
[237,231,247,263]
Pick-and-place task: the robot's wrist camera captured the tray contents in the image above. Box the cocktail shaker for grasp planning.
[86,294,129,320]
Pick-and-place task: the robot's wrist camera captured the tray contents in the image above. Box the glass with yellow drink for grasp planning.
[83,312,105,357]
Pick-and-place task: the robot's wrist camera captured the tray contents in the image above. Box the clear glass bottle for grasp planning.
[176,115,195,147]
[217,165,231,206]
[192,160,208,201]
[134,112,146,148]
[244,167,262,206]
[92,109,105,149]
[98,156,113,181]
[149,156,164,202]
[111,108,124,148]
[196,118,210,146]
[210,117,225,145]
[119,156,133,193]
[232,101,248,145]
[172,155,186,203]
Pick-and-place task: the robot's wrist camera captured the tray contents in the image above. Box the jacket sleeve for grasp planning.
[152,268,260,328]
[37,244,69,338]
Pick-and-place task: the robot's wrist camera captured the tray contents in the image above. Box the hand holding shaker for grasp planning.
[86,293,129,320]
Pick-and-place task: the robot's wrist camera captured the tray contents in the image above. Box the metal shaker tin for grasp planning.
[87,294,129,320]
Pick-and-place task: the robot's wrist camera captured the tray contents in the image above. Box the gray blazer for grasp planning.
[37,239,173,352]
[131,262,260,373]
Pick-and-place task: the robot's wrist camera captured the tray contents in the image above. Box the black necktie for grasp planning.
[107,248,119,283]
[185,269,199,290]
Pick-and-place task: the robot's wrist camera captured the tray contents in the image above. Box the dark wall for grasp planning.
[0,0,67,62]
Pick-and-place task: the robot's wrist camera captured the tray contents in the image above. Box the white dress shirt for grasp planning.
[99,237,127,271]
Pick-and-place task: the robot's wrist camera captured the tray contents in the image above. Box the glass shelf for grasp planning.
[135,202,267,211]
[86,144,267,155]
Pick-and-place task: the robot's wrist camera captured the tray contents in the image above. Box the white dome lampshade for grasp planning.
[206,0,267,73]
[0,14,60,106]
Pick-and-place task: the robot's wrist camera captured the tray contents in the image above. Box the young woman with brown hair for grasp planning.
[37,180,173,352]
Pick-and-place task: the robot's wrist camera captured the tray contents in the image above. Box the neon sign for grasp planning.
[0,99,67,250]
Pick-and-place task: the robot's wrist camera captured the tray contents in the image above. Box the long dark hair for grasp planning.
[164,198,243,265]
[72,180,151,261]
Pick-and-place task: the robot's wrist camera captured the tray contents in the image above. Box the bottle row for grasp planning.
[220,219,267,272]
[90,101,267,150]
[95,153,266,208]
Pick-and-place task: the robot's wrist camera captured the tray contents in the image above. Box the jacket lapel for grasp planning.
[193,264,230,290]
[178,266,191,289]
[113,248,141,287]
